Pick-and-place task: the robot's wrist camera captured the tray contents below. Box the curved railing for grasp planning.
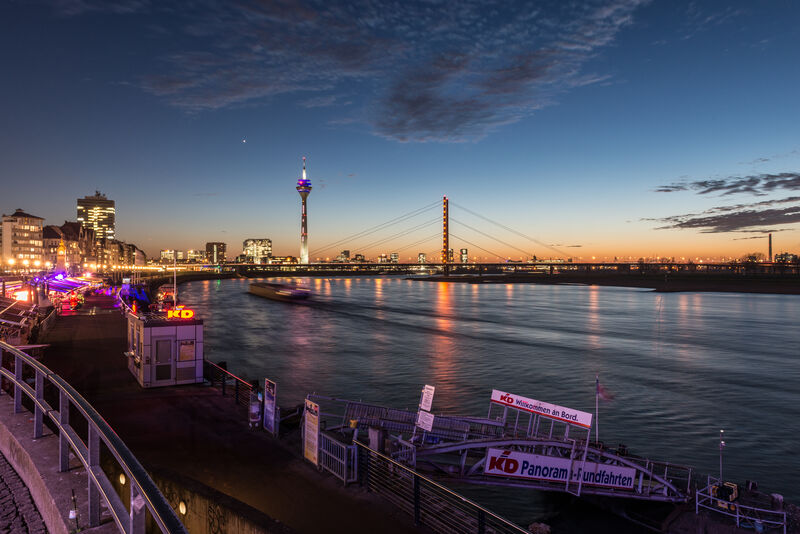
[0,340,187,534]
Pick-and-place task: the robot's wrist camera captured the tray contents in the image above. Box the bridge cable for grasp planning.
[393,232,442,254]
[311,200,440,256]
[355,217,440,252]
[450,232,506,261]
[451,201,568,257]
[451,217,533,258]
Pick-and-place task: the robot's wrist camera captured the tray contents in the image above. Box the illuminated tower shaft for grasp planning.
[296,157,313,264]
[441,196,449,265]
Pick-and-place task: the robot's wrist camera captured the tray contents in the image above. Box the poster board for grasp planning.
[263,378,277,436]
[304,399,320,466]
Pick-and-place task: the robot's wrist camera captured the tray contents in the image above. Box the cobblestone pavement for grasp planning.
[0,451,46,534]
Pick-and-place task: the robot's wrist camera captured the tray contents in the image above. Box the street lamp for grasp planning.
[719,429,725,482]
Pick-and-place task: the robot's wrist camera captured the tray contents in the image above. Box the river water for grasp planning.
[181,277,800,526]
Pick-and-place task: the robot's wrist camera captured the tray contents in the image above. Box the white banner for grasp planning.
[420,384,435,412]
[490,389,592,429]
[304,399,320,466]
[416,410,435,432]
[484,448,635,490]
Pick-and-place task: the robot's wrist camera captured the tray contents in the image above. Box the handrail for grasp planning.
[205,359,252,388]
[355,440,527,530]
[696,476,786,534]
[0,340,187,534]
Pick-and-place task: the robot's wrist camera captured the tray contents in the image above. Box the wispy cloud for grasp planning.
[649,196,800,233]
[65,0,651,142]
[656,172,800,196]
[53,0,150,16]
[681,3,745,40]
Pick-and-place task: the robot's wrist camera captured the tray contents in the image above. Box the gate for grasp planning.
[319,431,358,485]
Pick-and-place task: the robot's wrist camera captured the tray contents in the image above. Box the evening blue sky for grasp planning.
[1,0,799,260]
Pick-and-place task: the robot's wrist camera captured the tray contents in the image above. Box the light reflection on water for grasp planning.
[182,277,800,521]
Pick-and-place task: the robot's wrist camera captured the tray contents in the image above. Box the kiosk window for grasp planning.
[179,340,195,361]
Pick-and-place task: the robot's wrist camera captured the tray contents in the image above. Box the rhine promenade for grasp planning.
[36,294,421,534]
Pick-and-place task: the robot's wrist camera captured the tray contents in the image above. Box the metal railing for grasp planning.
[696,476,786,534]
[356,440,528,534]
[318,432,358,485]
[203,360,255,410]
[0,340,187,534]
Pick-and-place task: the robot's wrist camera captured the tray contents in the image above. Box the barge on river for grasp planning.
[248,281,311,302]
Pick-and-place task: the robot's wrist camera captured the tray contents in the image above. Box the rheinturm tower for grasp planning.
[296,157,312,264]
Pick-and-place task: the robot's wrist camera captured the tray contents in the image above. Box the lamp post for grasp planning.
[719,429,725,482]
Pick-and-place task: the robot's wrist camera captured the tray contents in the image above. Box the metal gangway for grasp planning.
[306,389,693,504]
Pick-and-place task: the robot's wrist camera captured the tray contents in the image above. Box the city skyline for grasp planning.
[2,1,799,260]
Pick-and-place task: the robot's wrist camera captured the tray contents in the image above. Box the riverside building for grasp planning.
[1,209,44,270]
[206,242,226,264]
[77,191,115,243]
[243,238,272,264]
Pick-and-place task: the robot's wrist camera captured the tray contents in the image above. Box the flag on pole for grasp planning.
[596,376,615,401]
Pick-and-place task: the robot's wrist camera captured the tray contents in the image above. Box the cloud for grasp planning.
[681,4,745,40]
[53,0,150,16]
[649,196,800,233]
[300,95,347,109]
[72,0,651,142]
[656,172,800,196]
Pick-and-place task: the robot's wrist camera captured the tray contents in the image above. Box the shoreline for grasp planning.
[407,273,800,295]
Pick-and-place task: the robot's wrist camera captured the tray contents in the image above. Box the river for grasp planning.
[180,277,800,527]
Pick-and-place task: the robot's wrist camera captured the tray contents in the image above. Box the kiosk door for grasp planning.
[152,338,174,386]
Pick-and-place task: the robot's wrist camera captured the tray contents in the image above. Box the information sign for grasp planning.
[304,399,320,466]
[416,410,435,432]
[263,379,277,436]
[484,448,635,489]
[490,389,593,429]
[420,384,435,412]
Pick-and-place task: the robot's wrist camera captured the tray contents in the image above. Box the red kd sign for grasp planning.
[167,309,195,319]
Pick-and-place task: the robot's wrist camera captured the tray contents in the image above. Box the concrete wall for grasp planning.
[144,468,294,534]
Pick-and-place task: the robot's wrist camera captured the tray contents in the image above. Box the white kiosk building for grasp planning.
[125,309,204,388]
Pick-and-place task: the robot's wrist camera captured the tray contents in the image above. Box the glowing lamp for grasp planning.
[14,290,29,301]
[8,259,15,265]
[23,259,29,266]
[34,260,41,266]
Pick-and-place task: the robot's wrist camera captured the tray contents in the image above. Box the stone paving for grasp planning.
[0,451,46,534]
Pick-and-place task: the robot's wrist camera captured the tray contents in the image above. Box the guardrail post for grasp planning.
[130,480,146,534]
[235,380,239,404]
[14,355,23,413]
[59,390,70,471]
[413,475,421,526]
[222,376,226,396]
[88,425,100,527]
[33,370,44,438]
[478,509,486,534]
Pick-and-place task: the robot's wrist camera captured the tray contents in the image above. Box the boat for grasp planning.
[248,282,311,302]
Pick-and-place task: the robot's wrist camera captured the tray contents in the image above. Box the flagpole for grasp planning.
[173,253,177,308]
[595,375,599,444]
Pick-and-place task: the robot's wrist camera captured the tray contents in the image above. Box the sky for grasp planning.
[1,0,799,261]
